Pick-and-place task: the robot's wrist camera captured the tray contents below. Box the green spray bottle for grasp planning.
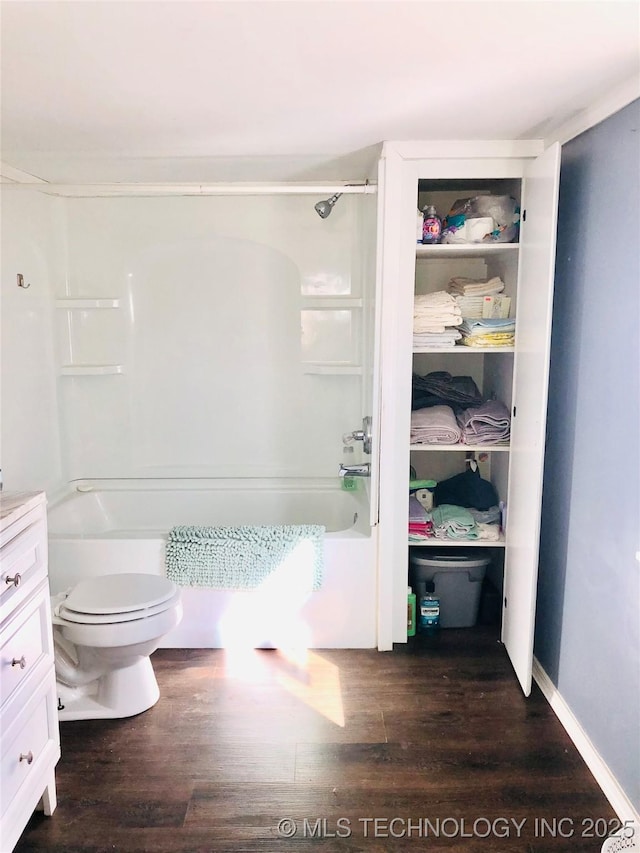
[407,586,417,637]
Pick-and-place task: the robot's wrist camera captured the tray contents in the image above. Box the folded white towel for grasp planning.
[447,276,505,297]
[415,290,457,306]
[453,296,486,319]
[414,316,463,330]
[477,523,501,541]
[414,325,446,334]
[413,291,463,334]
[413,330,462,347]
[410,405,462,445]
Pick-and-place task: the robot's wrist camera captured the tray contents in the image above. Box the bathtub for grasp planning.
[47,479,377,648]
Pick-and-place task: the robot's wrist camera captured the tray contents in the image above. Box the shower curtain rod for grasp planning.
[3,181,377,198]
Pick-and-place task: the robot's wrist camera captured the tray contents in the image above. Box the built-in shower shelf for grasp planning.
[55,298,120,309]
[301,298,364,309]
[60,364,124,376]
[302,365,363,375]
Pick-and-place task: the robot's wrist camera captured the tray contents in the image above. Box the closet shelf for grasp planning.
[60,365,124,376]
[410,535,506,548]
[410,443,509,452]
[416,244,518,259]
[55,298,120,309]
[413,346,515,353]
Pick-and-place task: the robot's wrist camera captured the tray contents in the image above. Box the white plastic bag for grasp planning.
[441,195,520,244]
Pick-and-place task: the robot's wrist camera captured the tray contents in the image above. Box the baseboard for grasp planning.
[533,657,640,825]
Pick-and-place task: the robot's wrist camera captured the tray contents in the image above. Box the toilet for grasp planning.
[51,573,182,722]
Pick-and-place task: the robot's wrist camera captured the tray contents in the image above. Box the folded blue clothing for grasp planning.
[460,318,516,334]
[412,371,483,412]
[165,524,324,590]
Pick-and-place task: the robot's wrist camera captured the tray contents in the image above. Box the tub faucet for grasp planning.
[338,463,370,478]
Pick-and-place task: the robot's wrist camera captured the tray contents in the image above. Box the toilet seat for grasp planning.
[57,591,181,625]
[57,573,179,625]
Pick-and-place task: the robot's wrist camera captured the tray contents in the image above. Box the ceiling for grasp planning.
[1,0,639,183]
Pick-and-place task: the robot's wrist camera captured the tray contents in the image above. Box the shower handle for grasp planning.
[344,416,372,455]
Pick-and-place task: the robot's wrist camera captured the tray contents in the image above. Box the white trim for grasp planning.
[0,181,377,198]
[375,147,412,650]
[376,150,420,648]
[544,75,640,147]
[411,159,529,179]
[0,161,47,183]
[533,657,640,825]
[382,140,544,161]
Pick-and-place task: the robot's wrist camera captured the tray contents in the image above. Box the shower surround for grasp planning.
[2,188,379,648]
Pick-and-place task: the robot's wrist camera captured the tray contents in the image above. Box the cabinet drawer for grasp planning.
[0,503,46,551]
[0,672,59,822]
[0,511,48,624]
[1,584,53,712]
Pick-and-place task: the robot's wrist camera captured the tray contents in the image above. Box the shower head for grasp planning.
[314,192,342,218]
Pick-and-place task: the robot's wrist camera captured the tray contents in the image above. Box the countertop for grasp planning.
[0,491,46,530]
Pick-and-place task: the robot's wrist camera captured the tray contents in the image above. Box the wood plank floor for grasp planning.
[15,628,619,852]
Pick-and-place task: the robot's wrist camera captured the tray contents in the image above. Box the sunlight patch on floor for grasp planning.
[217,540,344,726]
[275,648,345,728]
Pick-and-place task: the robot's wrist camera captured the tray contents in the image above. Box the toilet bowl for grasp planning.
[51,573,182,722]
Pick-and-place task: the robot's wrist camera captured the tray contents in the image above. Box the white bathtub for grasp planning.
[47,479,377,648]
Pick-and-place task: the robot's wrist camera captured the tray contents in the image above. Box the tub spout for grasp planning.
[338,463,370,478]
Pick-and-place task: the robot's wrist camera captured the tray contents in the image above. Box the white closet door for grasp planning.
[503,142,561,695]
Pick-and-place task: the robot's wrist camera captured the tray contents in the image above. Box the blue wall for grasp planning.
[536,99,640,809]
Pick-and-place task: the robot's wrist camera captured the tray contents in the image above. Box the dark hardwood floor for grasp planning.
[15,628,618,852]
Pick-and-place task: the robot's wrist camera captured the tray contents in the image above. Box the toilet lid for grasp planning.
[62,573,178,616]
[57,588,181,624]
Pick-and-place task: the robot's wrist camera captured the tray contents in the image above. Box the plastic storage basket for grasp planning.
[409,552,490,628]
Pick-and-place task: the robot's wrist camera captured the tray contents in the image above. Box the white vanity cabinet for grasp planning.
[0,491,60,853]
[375,141,561,695]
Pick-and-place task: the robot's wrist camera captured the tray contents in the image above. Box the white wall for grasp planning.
[55,194,370,481]
[1,188,63,493]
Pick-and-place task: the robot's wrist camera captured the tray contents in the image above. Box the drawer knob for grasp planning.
[11,656,27,669]
[5,573,22,587]
[19,751,34,765]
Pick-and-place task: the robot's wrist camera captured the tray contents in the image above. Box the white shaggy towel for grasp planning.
[166,525,325,590]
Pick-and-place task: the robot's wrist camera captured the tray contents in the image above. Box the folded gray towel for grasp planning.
[457,399,511,444]
[411,405,462,444]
